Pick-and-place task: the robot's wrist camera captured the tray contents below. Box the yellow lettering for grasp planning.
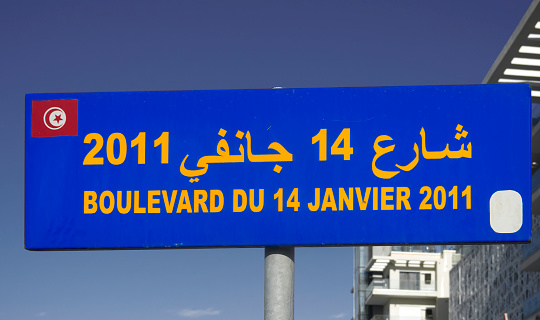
[84,191,98,214]
[130,132,146,164]
[233,189,247,212]
[355,187,371,210]
[274,188,283,212]
[419,186,432,210]
[372,135,399,179]
[373,187,378,210]
[154,132,169,164]
[134,191,146,213]
[381,187,394,210]
[308,188,320,211]
[330,128,353,160]
[321,188,337,211]
[397,187,411,210]
[83,133,104,165]
[194,190,208,213]
[339,188,354,211]
[148,190,160,213]
[210,190,224,212]
[286,188,300,211]
[100,190,115,214]
[176,190,192,213]
[250,189,264,212]
[106,133,127,165]
[163,190,177,213]
[117,191,131,214]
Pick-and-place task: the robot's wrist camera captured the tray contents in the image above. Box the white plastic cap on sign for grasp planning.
[490,190,523,233]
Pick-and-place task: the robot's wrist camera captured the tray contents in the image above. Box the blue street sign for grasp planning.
[25,85,531,250]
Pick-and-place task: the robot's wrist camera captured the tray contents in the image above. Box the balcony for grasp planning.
[370,316,432,320]
[521,228,540,271]
[365,278,437,305]
[391,246,454,253]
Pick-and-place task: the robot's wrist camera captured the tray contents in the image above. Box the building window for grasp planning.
[425,273,432,285]
[399,271,420,290]
[426,308,434,320]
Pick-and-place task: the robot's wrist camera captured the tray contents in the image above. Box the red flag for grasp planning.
[32,99,78,137]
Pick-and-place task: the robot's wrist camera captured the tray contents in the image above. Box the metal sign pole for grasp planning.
[264,247,295,320]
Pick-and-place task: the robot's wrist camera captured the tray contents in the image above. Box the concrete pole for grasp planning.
[264,247,295,320]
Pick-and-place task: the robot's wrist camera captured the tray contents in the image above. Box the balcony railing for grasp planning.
[370,315,432,320]
[524,289,540,318]
[366,278,437,297]
[390,245,452,253]
[522,228,540,261]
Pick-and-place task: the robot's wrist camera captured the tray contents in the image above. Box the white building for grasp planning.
[354,246,459,320]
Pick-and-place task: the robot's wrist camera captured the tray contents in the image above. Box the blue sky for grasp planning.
[0,0,534,319]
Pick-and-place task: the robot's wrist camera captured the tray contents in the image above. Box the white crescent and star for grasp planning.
[43,107,66,130]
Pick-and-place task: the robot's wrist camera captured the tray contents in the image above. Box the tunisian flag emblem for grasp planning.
[32,99,78,137]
